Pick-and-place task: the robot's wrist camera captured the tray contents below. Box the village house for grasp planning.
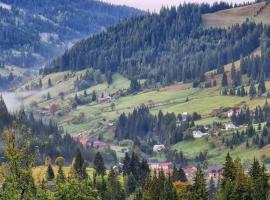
[193,130,209,139]
[227,108,241,118]
[153,144,166,153]
[97,95,111,103]
[184,166,197,182]
[92,140,108,150]
[72,132,89,145]
[149,162,173,175]
[225,122,237,131]
[208,165,222,178]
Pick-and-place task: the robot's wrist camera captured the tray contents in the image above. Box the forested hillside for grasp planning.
[0,0,140,67]
[45,2,269,86]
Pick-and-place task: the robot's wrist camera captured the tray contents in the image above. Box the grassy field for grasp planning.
[0,65,28,77]
[202,2,270,28]
[17,60,270,165]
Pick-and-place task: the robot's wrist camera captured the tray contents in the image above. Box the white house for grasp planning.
[153,145,166,153]
[182,112,188,121]
[225,123,237,131]
[227,109,241,118]
[193,130,209,139]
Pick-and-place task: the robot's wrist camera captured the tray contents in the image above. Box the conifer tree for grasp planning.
[126,173,137,195]
[106,168,125,200]
[47,164,55,181]
[222,72,228,87]
[94,151,106,176]
[189,166,207,200]
[71,149,88,180]
[48,78,52,87]
[56,166,66,185]
[249,159,269,200]
[249,81,257,99]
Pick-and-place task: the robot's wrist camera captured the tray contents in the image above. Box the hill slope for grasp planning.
[202,2,270,28]
[45,3,266,87]
[0,0,140,68]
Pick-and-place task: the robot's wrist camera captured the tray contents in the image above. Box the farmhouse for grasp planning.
[72,132,89,145]
[193,130,209,138]
[225,123,237,131]
[98,95,111,103]
[153,144,166,152]
[92,140,108,150]
[227,108,241,118]
[184,166,197,182]
[150,162,173,174]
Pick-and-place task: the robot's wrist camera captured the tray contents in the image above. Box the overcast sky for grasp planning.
[102,0,255,12]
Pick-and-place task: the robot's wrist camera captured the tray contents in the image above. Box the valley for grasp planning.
[1,1,270,199]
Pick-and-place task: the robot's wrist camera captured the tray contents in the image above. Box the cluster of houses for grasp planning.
[149,160,222,184]
[72,132,108,150]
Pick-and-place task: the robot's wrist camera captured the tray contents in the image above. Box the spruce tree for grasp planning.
[47,164,55,181]
[94,152,106,176]
[126,173,137,195]
[189,166,207,200]
[106,168,125,200]
[56,166,66,185]
[249,81,257,99]
[222,72,228,87]
[71,149,88,179]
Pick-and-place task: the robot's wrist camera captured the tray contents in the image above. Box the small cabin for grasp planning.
[193,130,208,139]
[98,95,111,103]
[153,145,166,153]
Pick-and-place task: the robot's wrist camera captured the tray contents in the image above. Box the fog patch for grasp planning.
[1,92,24,113]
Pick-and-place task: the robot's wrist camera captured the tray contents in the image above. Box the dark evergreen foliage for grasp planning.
[0,0,140,67]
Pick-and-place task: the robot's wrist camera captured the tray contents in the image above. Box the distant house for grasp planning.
[182,112,188,121]
[153,145,166,153]
[184,166,197,181]
[92,140,108,150]
[193,130,209,139]
[98,95,111,103]
[72,132,89,145]
[208,165,222,178]
[225,123,237,131]
[227,109,241,118]
[150,162,173,174]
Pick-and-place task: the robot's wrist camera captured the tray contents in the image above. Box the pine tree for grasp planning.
[230,158,252,200]
[221,153,235,190]
[71,149,88,179]
[126,173,137,195]
[48,78,53,87]
[94,152,106,176]
[222,72,228,87]
[56,166,66,185]
[189,166,207,200]
[122,153,131,176]
[208,177,216,200]
[92,90,97,101]
[47,164,55,181]
[249,81,257,99]
[106,168,125,200]
[39,78,43,89]
[249,159,269,200]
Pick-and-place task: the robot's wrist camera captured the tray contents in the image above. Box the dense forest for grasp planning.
[115,105,201,148]
[0,129,268,200]
[45,2,268,87]
[0,0,140,67]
